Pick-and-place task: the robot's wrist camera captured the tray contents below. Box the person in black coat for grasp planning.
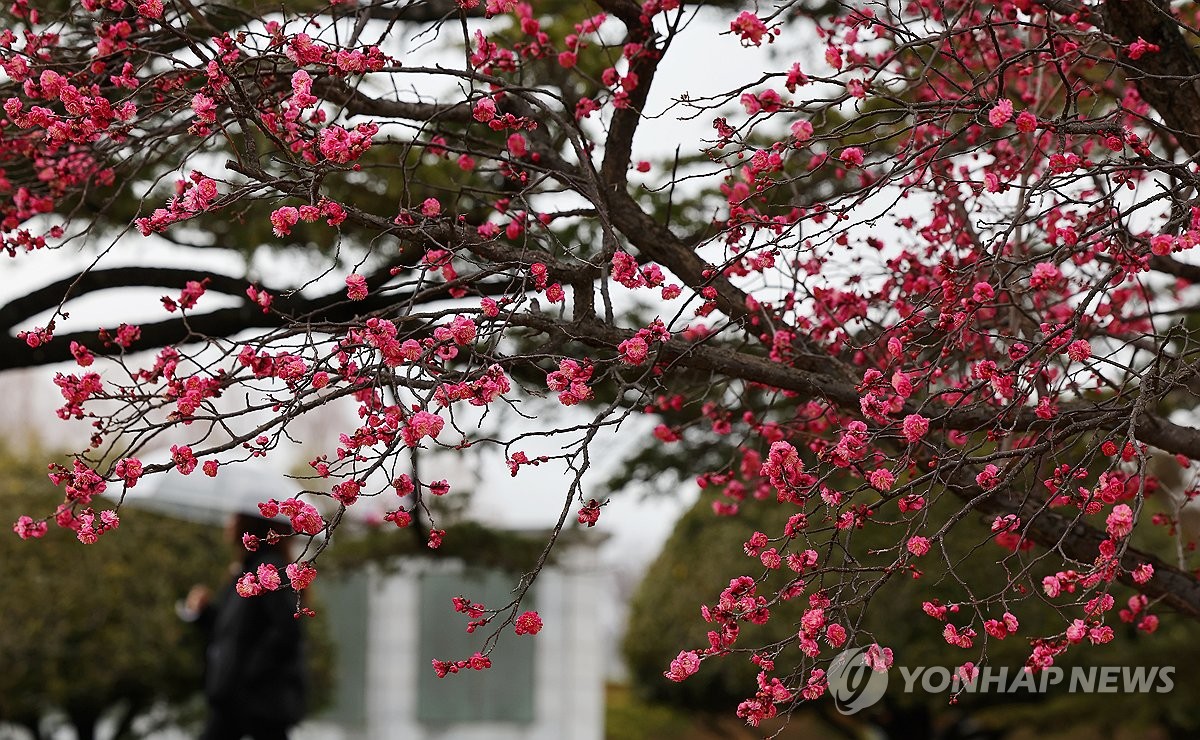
[182,513,308,740]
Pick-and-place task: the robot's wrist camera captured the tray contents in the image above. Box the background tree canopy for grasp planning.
[0,444,224,739]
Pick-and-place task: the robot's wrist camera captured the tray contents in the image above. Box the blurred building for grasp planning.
[301,542,606,740]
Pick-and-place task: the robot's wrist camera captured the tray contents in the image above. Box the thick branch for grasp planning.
[332,0,486,23]
[0,271,512,371]
[1105,0,1200,156]
[596,1,662,189]
[969,475,1200,619]
[1149,254,1200,283]
[0,267,255,331]
[515,311,1200,467]
[314,79,473,123]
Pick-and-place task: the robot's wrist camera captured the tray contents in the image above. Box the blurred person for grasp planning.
[181,513,307,740]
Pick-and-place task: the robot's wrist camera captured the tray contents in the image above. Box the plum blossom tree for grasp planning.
[8,0,1200,725]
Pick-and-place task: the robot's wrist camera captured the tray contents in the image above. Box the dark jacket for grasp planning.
[198,550,307,726]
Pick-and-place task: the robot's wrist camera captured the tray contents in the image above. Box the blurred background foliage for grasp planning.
[621,485,1200,740]
[0,444,333,740]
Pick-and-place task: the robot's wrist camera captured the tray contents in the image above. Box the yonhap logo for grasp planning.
[827,648,889,714]
[822,650,1175,715]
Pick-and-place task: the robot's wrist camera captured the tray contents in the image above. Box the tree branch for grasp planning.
[0,267,256,331]
[314,78,474,124]
[1104,0,1200,156]
[0,271,513,371]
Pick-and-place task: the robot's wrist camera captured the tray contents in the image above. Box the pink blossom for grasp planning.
[664,650,701,681]
[346,273,368,301]
[13,515,48,539]
[317,123,377,163]
[839,147,865,168]
[335,49,370,73]
[171,445,197,475]
[403,410,445,446]
[825,44,843,70]
[246,285,273,313]
[427,528,445,549]
[70,341,95,367]
[1065,619,1087,643]
[137,0,163,18]
[618,335,650,365]
[287,562,318,590]
[1043,575,1063,598]
[730,12,769,46]
[1127,37,1160,60]
[270,206,299,237]
[546,359,594,406]
[236,573,262,597]
[791,120,814,142]
[984,612,1019,639]
[957,662,980,685]
[975,464,1001,489]
[577,499,602,527]
[473,97,497,122]
[385,508,413,528]
[507,133,527,157]
[800,607,826,635]
[901,413,929,443]
[825,623,847,647]
[992,514,1020,533]
[256,563,282,591]
[1106,504,1134,539]
[191,93,215,123]
[279,498,323,535]
[942,623,976,648]
[446,315,477,345]
[514,610,543,635]
[1029,262,1062,290]
[332,480,361,505]
[868,468,895,491]
[115,457,143,488]
[1150,234,1174,256]
[801,670,827,700]
[760,548,781,569]
[611,251,644,288]
[907,536,930,556]
[785,63,809,91]
[1066,339,1092,362]
[863,644,893,672]
[114,324,141,348]
[286,33,327,66]
[988,98,1013,127]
